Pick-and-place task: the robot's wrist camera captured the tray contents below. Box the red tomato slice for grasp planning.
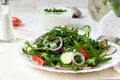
[12,17,22,27]
[32,55,44,65]
[79,47,90,59]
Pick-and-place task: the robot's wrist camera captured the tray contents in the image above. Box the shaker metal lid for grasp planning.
[1,0,9,5]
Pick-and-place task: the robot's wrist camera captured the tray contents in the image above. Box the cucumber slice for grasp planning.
[61,52,73,64]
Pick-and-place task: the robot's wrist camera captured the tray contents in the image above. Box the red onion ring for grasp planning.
[55,66,71,70]
[71,52,85,66]
[105,46,117,56]
[43,37,63,51]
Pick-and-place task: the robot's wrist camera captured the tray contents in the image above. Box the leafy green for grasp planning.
[86,57,96,66]
[44,8,67,13]
[83,25,91,38]
[74,55,83,63]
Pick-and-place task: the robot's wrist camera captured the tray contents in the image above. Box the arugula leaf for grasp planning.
[83,25,91,38]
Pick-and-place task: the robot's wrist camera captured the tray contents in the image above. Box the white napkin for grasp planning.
[99,10,120,38]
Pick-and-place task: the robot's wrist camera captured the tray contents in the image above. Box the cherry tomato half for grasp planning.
[32,55,45,65]
[80,47,90,59]
[12,17,22,27]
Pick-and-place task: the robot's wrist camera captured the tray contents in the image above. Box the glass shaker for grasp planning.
[0,0,15,42]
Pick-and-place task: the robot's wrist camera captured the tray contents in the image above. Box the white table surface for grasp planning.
[0,8,120,80]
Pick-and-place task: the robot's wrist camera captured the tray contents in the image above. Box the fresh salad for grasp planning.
[22,25,116,71]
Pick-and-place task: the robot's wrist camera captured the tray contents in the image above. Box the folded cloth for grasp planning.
[113,62,120,73]
[99,10,120,38]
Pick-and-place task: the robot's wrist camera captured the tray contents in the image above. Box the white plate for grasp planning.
[18,38,120,73]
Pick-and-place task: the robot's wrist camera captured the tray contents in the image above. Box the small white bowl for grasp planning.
[35,7,73,30]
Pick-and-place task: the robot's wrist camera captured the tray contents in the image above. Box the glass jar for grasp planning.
[88,0,111,21]
[0,0,15,42]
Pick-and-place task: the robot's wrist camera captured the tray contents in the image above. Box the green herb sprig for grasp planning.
[44,8,67,13]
